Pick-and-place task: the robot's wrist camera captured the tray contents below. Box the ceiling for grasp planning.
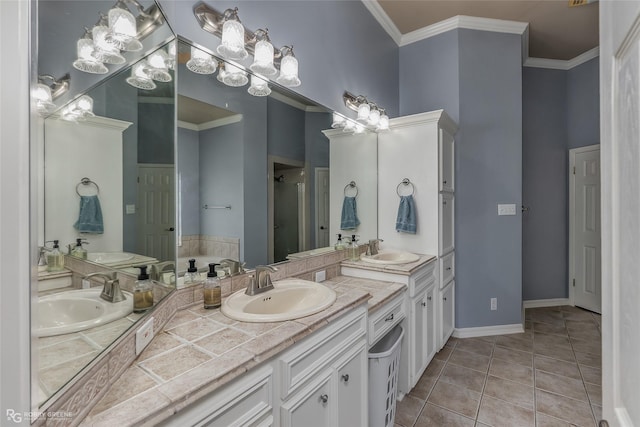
[178,95,237,125]
[376,0,599,60]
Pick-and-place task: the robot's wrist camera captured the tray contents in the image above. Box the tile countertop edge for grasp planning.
[82,290,371,427]
[340,254,437,275]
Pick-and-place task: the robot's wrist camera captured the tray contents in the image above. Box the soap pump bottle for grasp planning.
[348,234,360,261]
[204,263,221,309]
[334,233,345,250]
[184,258,201,284]
[70,238,88,259]
[133,265,154,313]
[46,240,65,272]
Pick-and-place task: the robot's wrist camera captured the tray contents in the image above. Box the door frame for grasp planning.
[314,167,329,248]
[568,144,600,308]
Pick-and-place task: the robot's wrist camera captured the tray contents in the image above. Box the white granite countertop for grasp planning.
[81,275,406,426]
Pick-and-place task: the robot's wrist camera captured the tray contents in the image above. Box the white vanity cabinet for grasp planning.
[440,280,455,346]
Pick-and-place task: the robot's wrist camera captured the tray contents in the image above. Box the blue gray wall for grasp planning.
[568,58,600,149]
[178,127,200,236]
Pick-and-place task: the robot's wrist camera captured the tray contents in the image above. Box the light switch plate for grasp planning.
[497,204,516,216]
[125,204,136,214]
[136,317,154,355]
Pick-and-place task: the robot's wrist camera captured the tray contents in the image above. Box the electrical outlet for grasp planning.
[315,270,326,282]
[136,317,154,355]
[490,298,497,311]
[82,279,90,289]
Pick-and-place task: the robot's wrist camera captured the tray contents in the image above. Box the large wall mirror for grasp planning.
[34,0,175,410]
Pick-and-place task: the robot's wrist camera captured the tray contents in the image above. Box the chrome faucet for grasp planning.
[150,261,175,283]
[84,272,126,303]
[220,258,245,276]
[37,246,50,267]
[366,239,384,256]
[245,265,277,296]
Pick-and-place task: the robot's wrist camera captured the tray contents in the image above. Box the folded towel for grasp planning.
[340,196,360,230]
[396,195,417,234]
[73,195,104,234]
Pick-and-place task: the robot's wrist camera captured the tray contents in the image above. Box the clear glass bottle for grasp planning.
[348,234,360,261]
[183,258,201,284]
[334,233,345,250]
[70,238,88,259]
[204,263,221,309]
[133,265,154,313]
[46,240,65,272]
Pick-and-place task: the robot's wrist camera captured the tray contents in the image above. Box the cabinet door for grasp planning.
[439,129,454,192]
[440,281,455,348]
[439,193,455,256]
[409,286,437,388]
[281,370,332,427]
[424,285,437,365]
[336,343,367,427]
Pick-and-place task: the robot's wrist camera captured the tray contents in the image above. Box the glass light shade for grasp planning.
[60,105,79,122]
[32,83,56,114]
[378,113,389,131]
[276,53,301,87]
[217,64,228,83]
[106,7,142,51]
[72,39,108,74]
[250,40,277,76]
[166,43,176,70]
[354,123,365,134]
[343,120,355,132]
[222,63,248,87]
[247,74,271,97]
[217,19,248,60]
[146,50,172,82]
[92,25,125,65]
[331,113,346,128]
[75,95,93,113]
[357,102,370,122]
[126,61,157,90]
[186,46,216,74]
[368,108,380,126]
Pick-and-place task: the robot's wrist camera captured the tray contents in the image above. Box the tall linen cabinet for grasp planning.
[378,110,458,353]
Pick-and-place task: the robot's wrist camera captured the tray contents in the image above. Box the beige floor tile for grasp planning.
[533,322,568,337]
[493,345,534,367]
[477,395,534,427]
[534,344,576,363]
[139,345,212,382]
[565,319,599,329]
[534,332,572,349]
[534,355,582,380]
[585,383,602,406]
[439,363,487,393]
[536,412,575,426]
[495,335,534,353]
[434,345,454,361]
[562,311,595,321]
[427,381,481,419]
[414,403,475,427]
[531,312,566,326]
[445,336,459,348]
[483,375,534,410]
[489,358,533,386]
[395,394,424,427]
[449,348,491,372]
[570,337,601,356]
[455,338,494,357]
[535,370,588,402]
[477,335,498,343]
[592,405,603,423]
[575,350,601,368]
[567,328,601,341]
[579,365,601,385]
[535,389,595,427]
[409,359,444,400]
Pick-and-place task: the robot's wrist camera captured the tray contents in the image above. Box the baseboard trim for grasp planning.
[523,298,571,309]
[453,323,524,339]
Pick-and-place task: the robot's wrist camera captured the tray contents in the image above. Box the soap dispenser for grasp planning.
[46,240,65,272]
[348,234,360,261]
[70,238,88,259]
[334,233,346,250]
[203,263,221,309]
[133,265,154,313]
[184,258,202,284]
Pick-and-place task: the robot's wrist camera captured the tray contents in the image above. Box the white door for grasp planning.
[601,2,640,426]
[315,168,330,248]
[570,146,601,313]
[137,164,175,261]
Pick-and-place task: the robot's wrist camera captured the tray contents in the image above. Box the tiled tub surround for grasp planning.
[177,234,240,260]
[394,305,602,427]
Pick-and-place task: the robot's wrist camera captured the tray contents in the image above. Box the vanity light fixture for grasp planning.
[217,7,248,61]
[331,112,346,128]
[276,46,301,88]
[72,33,108,74]
[250,29,278,77]
[33,73,70,114]
[216,61,228,83]
[186,46,217,74]
[146,49,172,82]
[166,42,177,70]
[368,104,380,127]
[105,0,142,52]
[378,110,389,131]
[343,91,389,132]
[343,120,356,133]
[222,62,249,87]
[126,60,156,90]
[91,14,126,65]
[247,74,271,97]
[61,95,95,122]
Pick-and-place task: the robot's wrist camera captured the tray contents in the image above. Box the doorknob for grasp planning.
[521,205,529,213]
[165,227,175,231]
[320,226,326,230]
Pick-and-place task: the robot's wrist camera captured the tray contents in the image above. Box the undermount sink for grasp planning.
[360,250,421,265]
[34,288,133,337]
[221,279,337,322]
[87,252,135,265]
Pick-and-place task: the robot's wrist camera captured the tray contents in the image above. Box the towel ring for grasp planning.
[76,177,100,196]
[396,178,415,197]
[344,181,358,197]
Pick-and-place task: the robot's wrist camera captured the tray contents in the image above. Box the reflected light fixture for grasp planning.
[186,46,216,75]
[105,0,142,52]
[33,74,70,115]
[368,105,380,127]
[356,100,370,122]
[247,74,271,97]
[146,49,172,82]
[166,41,177,70]
[61,95,95,122]
[331,112,346,128]
[343,91,389,132]
[222,62,249,87]
[216,62,228,83]
[378,110,389,131]
[343,120,355,133]
[354,123,365,134]
[92,17,126,65]
[126,60,156,90]
[217,7,248,61]
[72,35,108,74]
[276,46,301,87]
[250,29,277,77]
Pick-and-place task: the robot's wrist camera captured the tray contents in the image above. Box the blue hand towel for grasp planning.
[396,195,417,234]
[340,196,360,230]
[73,195,104,234]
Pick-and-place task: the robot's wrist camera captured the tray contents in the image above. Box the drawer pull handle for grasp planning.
[320,394,329,404]
[443,297,448,301]
[443,180,447,184]
[421,301,427,307]
[385,313,394,322]
[427,296,432,301]
[342,374,350,382]
[446,267,452,271]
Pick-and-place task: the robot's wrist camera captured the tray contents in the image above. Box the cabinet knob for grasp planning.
[320,394,329,404]
[443,297,447,301]
[443,180,447,184]
[342,374,350,382]
[443,200,447,205]
[421,301,427,307]
[384,313,394,322]
[427,296,432,301]
[446,267,452,271]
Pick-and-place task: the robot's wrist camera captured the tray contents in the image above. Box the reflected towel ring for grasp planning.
[344,181,358,197]
[76,177,100,196]
[396,178,415,197]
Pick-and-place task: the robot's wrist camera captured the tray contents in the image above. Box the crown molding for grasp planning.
[524,47,600,70]
[361,0,402,45]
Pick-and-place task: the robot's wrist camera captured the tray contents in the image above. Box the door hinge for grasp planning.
[572,278,576,287]
[573,166,576,175]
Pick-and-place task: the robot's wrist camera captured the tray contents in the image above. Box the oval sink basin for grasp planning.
[221,279,337,323]
[87,252,135,265]
[360,251,420,265]
[34,288,133,337]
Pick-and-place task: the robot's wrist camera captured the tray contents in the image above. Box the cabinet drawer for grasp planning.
[439,252,455,288]
[409,261,437,297]
[368,293,406,347]
[279,306,367,400]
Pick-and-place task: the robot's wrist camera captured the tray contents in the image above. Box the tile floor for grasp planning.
[395,305,602,427]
